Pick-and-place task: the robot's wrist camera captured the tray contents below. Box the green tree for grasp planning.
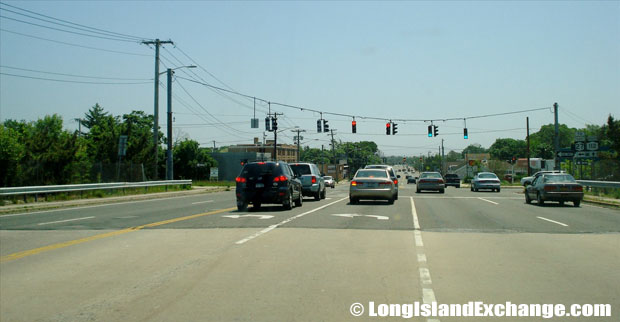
[604,115,620,159]
[0,124,25,186]
[173,139,217,180]
[528,124,576,158]
[489,138,527,160]
[461,144,487,158]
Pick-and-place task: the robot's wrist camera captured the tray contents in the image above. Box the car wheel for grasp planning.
[314,191,321,201]
[525,192,531,204]
[237,201,248,212]
[474,188,479,192]
[573,200,581,207]
[439,189,445,194]
[537,192,544,206]
[294,192,303,207]
[559,201,565,206]
[284,191,293,210]
[320,188,326,199]
[456,185,460,188]
[349,197,358,204]
[416,188,421,193]
[470,186,473,192]
[253,202,261,210]
[388,197,395,204]
[395,193,398,200]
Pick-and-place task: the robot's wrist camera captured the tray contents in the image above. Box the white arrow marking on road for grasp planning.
[478,197,499,205]
[331,214,389,220]
[222,214,274,220]
[536,216,568,227]
[331,214,361,218]
[365,215,389,220]
[192,200,213,205]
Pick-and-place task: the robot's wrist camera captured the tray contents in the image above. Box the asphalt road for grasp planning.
[1,182,619,321]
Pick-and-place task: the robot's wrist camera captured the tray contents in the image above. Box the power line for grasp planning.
[0,72,152,85]
[1,65,151,81]
[0,28,151,56]
[0,2,149,41]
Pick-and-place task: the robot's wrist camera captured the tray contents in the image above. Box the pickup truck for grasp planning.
[444,173,461,188]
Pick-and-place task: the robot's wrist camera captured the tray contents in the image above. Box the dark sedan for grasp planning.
[525,173,583,207]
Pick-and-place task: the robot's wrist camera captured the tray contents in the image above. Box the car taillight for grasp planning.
[544,185,556,192]
[438,179,444,184]
[351,181,357,186]
[573,185,583,192]
[273,175,287,182]
[393,179,398,184]
[380,181,392,186]
[235,177,246,183]
[311,176,317,184]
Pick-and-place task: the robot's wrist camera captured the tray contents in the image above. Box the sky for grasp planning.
[1,1,618,157]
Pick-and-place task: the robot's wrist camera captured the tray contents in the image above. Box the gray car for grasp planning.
[290,163,326,200]
[416,172,445,193]
[471,172,501,192]
[349,169,397,204]
[364,164,399,200]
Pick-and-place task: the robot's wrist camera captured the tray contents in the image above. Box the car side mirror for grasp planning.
[397,175,401,178]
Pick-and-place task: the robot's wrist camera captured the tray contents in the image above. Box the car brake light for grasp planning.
[573,185,583,192]
[438,179,444,184]
[258,162,265,165]
[311,176,317,184]
[273,175,287,182]
[393,179,398,184]
[544,185,556,192]
[351,181,357,186]
[380,181,392,186]
[235,177,246,183]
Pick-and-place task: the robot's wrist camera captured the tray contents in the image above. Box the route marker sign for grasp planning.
[575,131,586,142]
[575,142,585,151]
[586,141,599,151]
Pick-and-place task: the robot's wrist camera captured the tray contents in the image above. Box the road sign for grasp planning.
[210,167,219,179]
[118,135,128,157]
[575,131,586,142]
[586,141,599,151]
[575,142,585,151]
[574,151,597,158]
[556,151,574,158]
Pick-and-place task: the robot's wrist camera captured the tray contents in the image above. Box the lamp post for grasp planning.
[163,65,196,180]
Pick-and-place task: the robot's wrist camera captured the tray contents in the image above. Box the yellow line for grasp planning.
[0,207,236,263]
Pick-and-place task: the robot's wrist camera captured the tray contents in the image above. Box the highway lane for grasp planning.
[1,182,619,321]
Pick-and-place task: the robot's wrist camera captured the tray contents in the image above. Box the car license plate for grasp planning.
[255,183,264,188]
[367,183,377,188]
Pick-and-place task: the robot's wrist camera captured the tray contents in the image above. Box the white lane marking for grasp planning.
[330,214,389,220]
[477,197,499,205]
[115,216,138,219]
[422,288,436,304]
[331,214,361,218]
[365,215,389,220]
[222,214,274,220]
[410,197,420,229]
[583,204,605,209]
[414,230,424,246]
[236,197,347,245]
[191,200,213,205]
[536,216,569,227]
[37,216,95,226]
[419,268,432,285]
[325,198,333,200]
[1,194,216,218]
[417,254,427,262]
[411,196,521,200]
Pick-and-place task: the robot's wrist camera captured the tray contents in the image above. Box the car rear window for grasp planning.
[445,174,458,178]
[324,176,333,180]
[421,172,442,178]
[240,163,281,177]
[478,173,498,179]
[355,170,388,178]
[290,164,312,176]
[544,174,576,183]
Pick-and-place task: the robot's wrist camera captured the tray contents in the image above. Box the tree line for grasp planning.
[0,104,217,187]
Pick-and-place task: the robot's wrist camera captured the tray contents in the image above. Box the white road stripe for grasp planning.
[419,268,432,284]
[536,216,569,227]
[37,216,95,226]
[235,197,348,245]
[417,254,427,262]
[477,197,499,205]
[422,288,437,304]
[410,197,420,229]
[191,200,213,205]
[414,230,424,246]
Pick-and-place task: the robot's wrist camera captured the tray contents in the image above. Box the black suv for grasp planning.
[444,173,461,188]
[235,161,303,211]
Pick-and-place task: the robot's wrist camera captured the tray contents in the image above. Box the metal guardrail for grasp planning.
[0,180,193,197]
[576,180,620,189]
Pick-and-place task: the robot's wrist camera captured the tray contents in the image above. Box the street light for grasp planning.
[163,65,196,180]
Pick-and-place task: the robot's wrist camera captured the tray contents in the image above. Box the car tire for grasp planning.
[388,198,395,205]
[395,193,399,200]
[559,201,565,206]
[474,188,479,192]
[439,189,445,194]
[320,188,326,199]
[314,191,321,201]
[253,202,261,210]
[537,192,544,206]
[470,186,474,192]
[294,192,303,207]
[237,201,248,212]
[284,191,293,210]
[456,185,460,188]
[525,192,531,204]
[497,188,501,193]
[350,197,358,204]
[416,188,420,193]
[573,200,581,207]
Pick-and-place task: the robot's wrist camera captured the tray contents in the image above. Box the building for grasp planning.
[227,138,298,163]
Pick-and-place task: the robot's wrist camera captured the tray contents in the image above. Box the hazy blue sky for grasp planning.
[1,1,618,156]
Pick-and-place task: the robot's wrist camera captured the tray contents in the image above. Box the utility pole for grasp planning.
[330,129,337,180]
[441,139,445,175]
[553,102,560,170]
[212,140,216,153]
[526,117,531,176]
[166,68,173,180]
[142,39,174,180]
[291,129,306,162]
[74,118,82,137]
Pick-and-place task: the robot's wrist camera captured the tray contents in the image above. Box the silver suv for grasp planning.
[290,163,327,200]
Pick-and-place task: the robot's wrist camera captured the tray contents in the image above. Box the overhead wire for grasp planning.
[1,65,152,81]
[0,72,152,85]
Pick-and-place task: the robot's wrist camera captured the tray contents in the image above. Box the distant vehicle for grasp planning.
[444,173,461,188]
[416,172,445,193]
[407,177,417,184]
[521,170,566,186]
[290,163,326,200]
[323,176,335,188]
[471,172,501,192]
[349,169,397,204]
[235,161,303,211]
[525,173,583,207]
[365,165,399,199]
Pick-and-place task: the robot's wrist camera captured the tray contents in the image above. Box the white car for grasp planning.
[323,176,335,188]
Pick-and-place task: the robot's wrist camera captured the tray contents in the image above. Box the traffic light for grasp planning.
[419,157,423,162]
[386,122,391,135]
[265,117,271,131]
[434,125,439,137]
[464,128,468,139]
[323,119,329,132]
[392,122,398,135]
[428,125,433,137]
[271,117,278,131]
[317,119,322,133]
[352,120,357,133]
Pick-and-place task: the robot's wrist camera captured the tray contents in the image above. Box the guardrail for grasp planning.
[576,180,620,189]
[0,180,192,201]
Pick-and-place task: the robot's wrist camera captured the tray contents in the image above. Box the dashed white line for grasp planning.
[417,254,427,262]
[422,288,437,304]
[536,216,569,227]
[410,197,420,229]
[419,268,432,285]
[235,197,347,245]
[477,197,499,205]
[37,216,95,226]
[191,200,213,205]
[414,230,424,246]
